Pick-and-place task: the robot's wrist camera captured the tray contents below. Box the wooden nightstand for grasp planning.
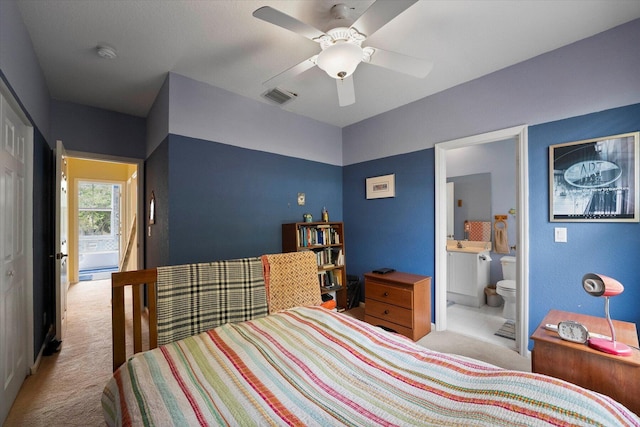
[531,309,640,415]
[363,271,431,341]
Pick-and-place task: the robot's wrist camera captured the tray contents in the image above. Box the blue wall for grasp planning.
[343,149,436,314]
[145,134,343,267]
[32,128,54,357]
[51,100,146,158]
[145,138,170,268]
[528,103,640,338]
[344,103,640,345]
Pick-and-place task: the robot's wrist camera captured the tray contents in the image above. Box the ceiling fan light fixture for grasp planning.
[316,41,362,79]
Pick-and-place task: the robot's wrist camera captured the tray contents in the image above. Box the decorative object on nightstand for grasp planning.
[582,273,632,356]
[556,320,589,343]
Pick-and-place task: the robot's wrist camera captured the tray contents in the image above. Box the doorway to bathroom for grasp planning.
[446,166,515,349]
[434,125,530,356]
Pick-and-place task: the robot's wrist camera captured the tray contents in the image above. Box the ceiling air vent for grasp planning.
[262,88,297,105]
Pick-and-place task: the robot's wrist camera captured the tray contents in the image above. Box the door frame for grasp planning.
[64,150,144,277]
[434,125,530,356]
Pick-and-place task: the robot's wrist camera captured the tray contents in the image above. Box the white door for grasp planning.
[0,94,28,424]
[55,140,69,341]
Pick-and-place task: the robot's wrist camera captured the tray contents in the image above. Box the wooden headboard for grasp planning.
[111,268,159,371]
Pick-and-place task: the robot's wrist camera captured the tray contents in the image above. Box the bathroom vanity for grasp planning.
[446,241,491,307]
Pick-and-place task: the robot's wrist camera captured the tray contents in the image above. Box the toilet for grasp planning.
[496,256,516,320]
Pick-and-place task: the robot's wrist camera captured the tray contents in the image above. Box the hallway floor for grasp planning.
[5,279,112,426]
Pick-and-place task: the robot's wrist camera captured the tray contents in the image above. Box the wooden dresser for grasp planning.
[531,309,640,415]
[363,271,431,341]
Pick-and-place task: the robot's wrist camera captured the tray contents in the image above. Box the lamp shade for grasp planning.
[316,41,363,79]
[582,273,624,297]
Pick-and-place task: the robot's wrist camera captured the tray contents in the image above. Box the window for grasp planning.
[78,182,118,236]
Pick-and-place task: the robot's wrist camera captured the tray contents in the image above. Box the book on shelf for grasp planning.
[298,225,340,247]
[319,270,341,291]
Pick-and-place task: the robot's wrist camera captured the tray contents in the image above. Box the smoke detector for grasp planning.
[96,45,117,59]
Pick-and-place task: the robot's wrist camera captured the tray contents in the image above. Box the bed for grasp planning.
[103,256,640,426]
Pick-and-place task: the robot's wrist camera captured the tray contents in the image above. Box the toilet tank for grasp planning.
[500,256,516,280]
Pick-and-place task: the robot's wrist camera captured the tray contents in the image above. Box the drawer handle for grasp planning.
[383,292,389,297]
[384,310,389,315]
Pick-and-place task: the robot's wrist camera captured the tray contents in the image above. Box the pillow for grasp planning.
[262,251,322,313]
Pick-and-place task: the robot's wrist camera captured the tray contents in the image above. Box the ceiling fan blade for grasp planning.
[366,48,433,78]
[351,0,418,38]
[263,56,317,88]
[253,6,326,41]
[336,76,355,107]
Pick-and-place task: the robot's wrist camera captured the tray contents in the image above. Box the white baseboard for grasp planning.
[30,342,46,375]
[30,325,54,375]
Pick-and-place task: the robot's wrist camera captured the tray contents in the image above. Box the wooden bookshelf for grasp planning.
[282,222,347,311]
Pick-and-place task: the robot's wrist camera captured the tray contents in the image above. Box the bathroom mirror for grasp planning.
[447,173,491,240]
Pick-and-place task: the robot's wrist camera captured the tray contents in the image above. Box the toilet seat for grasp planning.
[497,279,516,292]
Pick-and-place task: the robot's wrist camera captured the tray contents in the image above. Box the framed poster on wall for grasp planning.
[549,132,639,222]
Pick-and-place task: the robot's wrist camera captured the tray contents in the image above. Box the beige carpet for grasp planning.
[345,306,531,372]
[5,282,529,426]
[5,279,113,426]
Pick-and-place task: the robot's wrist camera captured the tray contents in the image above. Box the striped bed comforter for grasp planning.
[102,307,640,426]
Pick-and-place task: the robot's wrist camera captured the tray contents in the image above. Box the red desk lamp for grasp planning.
[582,273,632,356]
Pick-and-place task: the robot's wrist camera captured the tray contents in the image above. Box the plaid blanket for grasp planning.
[156,257,267,345]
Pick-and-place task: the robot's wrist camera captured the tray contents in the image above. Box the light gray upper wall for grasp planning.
[167,73,343,166]
[0,0,50,144]
[343,18,640,165]
[146,74,170,157]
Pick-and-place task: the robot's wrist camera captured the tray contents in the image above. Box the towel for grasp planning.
[494,221,510,254]
[468,221,491,241]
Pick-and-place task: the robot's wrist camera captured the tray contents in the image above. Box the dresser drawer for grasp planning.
[365,299,413,328]
[366,281,413,309]
[364,315,413,340]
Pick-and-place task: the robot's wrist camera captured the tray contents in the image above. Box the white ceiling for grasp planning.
[17,0,640,128]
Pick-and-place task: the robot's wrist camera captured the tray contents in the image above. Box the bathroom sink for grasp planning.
[446,240,492,253]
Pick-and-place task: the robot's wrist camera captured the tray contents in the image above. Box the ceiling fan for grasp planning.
[253,0,433,107]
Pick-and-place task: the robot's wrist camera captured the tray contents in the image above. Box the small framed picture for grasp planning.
[549,132,639,222]
[366,174,395,199]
